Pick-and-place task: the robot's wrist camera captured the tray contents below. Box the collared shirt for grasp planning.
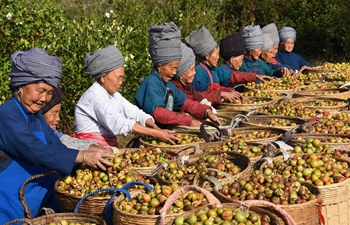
[75,82,153,137]
[239,56,280,77]
[276,50,312,71]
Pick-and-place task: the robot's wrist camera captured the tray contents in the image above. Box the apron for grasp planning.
[0,97,58,223]
[199,62,233,92]
[164,88,174,111]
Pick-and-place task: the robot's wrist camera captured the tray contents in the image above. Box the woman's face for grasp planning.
[158,61,180,83]
[100,67,124,94]
[43,103,61,130]
[283,38,295,52]
[229,55,244,70]
[261,48,274,63]
[206,47,220,67]
[18,83,54,113]
[180,63,196,84]
[249,47,262,60]
[272,45,279,57]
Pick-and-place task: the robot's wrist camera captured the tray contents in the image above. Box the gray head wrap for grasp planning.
[84,45,124,79]
[242,25,265,51]
[279,26,296,42]
[10,47,62,90]
[185,26,218,57]
[174,43,196,80]
[262,33,274,53]
[262,23,280,46]
[149,21,182,66]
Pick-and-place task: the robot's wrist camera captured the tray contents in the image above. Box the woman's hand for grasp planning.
[278,67,291,76]
[256,75,275,82]
[299,65,310,74]
[88,144,113,154]
[207,110,222,126]
[154,129,181,145]
[221,90,242,103]
[190,119,202,127]
[78,150,115,171]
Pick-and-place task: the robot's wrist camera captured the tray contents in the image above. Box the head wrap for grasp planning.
[41,87,64,114]
[279,26,296,42]
[84,45,124,79]
[148,21,182,66]
[185,26,218,57]
[242,25,265,51]
[219,31,245,61]
[262,23,280,46]
[262,33,274,53]
[10,47,62,90]
[174,43,196,80]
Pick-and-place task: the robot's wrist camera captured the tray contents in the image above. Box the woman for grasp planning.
[239,25,287,77]
[185,26,270,92]
[260,33,294,75]
[134,22,221,128]
[42,87,113,151]
[74,45,178,147]
[262,23,280,65]
[276,26,312,73]
[0,48,114,223]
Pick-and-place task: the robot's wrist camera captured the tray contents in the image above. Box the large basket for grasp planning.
[239,115,306,131]
[229,126,286,145]
[156,151,252,190]
[220,97,275,111]
[212,181,321,225]
[293,88,350,100]
[289,133,350,150]
[289,97,349,112]
[112,185,220,225]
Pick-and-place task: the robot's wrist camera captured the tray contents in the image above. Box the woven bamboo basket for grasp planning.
[289,97,349,112]
[112,185,220,225]
[300,120,350,135]
[156,151,252,191]
[212,181,321,225]
[166,201,297,225]
[229,126,286,145]
[257,154,350,225]
[239,115,306,131]
[293,88,350,100]
[4,172,107,225]
[220,97,275,111]
[303,67,343,74]
[289,133,350,151]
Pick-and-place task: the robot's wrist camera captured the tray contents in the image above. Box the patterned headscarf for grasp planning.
[220,31,245,61]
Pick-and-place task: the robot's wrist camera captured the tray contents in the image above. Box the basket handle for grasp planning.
[230,114,249,129]
[340,81,350,89]
[280,125,300,143]
[176,144,202,156]
[125,135,141,148]
[200,121,222,142]
[246,109,259,116]
[121,181,153,192]
[240,200,297,225]
[158,185,221,225]
[74,187,130,225]
[252,157,273,171]
[19,172,63,218]
[4,218,33,225]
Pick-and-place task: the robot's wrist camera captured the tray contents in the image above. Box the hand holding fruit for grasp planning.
[221,90,242,103]
[78,150,115,171]
[256,75,275,82]
[87,144,113,154]
[278,67,291,76]
[154,129,180,145]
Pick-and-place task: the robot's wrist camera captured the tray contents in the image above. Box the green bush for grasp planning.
[1,0,350,134]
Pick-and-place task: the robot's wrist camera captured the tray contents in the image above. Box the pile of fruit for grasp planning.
[305,99,347,107]
[142,133,203,146]
[172,206,272,225]
[304,120,350,135]
[241,90,283,98]
[319,62,350,72]
[229,129,281,141]
[320,112,350,121]
[47,221,96,225]
[262,118,298,127]
[302,81,345,90]
[116,185,209,215]
[259,154,350,186]
[327,72,350,80]
[260,101,318,118]
[217,175,316,204]
[122,147,175,168]
[229,98,271,105]
[159,154,242,184]
[204,140,266,158]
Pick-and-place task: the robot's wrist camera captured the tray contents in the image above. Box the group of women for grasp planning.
[0,21,311,222]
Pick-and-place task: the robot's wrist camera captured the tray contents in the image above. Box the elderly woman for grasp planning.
[262,23,280,65]
[0,48,114,223]
[239,25,288,77]
[42,87,113,151]
[276,26,312,73]
[185,26,269,92]
[260,33,294,75]
[134,22,221,128]
[74,45,178,147]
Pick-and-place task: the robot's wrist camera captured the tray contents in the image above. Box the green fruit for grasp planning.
[234,210,247,223]
[186,214,198,225]
[174,215,185,225]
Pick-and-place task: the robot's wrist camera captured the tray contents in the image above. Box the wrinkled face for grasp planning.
[206,47,220,67]
[229,55,244,70]
[158,61,180,83]
[180,63,196,84]
[43,103,61,130]
[18,82,54,113]
[100,67,124,94]
[283,38,295,52]
[272,45,279,57]
[261,48,274,63]
[249,47,262,60]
